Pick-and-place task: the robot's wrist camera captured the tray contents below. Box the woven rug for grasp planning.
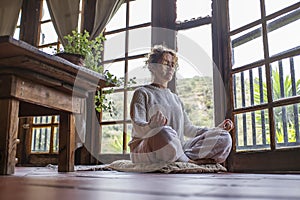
[71,160,227,174]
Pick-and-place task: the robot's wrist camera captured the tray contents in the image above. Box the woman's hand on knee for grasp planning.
[217,119,234,132]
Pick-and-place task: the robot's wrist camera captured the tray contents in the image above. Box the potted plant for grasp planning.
[56,30,104,72]
[56,30,120,116]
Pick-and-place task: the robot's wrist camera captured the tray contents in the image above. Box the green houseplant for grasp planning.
[62,30,105,73]
[57,30,120,116]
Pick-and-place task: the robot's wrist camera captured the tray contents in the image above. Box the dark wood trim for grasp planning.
[228,148,300,172]
[175,16,212,30]
[212,0,233,125]
[104,22,151,35]
[16,118,27,165]
[27,154,58,166]
[0,99,19,174]
[260,0,276,151]
[19,102,60,117]
[19,0,42,46]
[58,112,75,172]
[82,0,96,33]
[102,53,147,64]
[151,0,176,49]
[152,0,177,93]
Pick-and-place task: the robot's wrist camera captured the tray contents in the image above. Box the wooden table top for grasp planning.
[0,36,110,96]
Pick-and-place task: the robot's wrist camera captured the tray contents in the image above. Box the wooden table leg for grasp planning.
[0,99,19,175]
[58,112,75,172]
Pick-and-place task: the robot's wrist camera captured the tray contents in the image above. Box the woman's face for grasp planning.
[151,53,176,84]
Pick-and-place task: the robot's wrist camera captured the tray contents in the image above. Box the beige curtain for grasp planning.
[47,0,80,46]
[47,0,125,44]
[0,0,22,36]
[90,0,126,39]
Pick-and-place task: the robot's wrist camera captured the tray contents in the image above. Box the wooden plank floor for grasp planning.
[1,167,300,200]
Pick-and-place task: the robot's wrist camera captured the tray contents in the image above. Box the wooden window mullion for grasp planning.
[260,0,276,150]
[123,0,130,154]
[289,57,300,143]
[49,116,55,153]
[249,70,257,146]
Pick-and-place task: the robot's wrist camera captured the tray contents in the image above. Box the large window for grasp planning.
[101,0,151,154]
[229,0,300,151]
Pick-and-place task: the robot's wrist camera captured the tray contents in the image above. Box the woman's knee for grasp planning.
[220,131,232,149]
[213,131,232,163]
[148,126,179,151]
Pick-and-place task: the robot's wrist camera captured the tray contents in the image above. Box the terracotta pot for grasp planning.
[56,52,85,66]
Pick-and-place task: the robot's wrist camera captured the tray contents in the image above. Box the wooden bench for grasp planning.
[0,36,107,175]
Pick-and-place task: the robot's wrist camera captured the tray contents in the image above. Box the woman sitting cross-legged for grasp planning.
[128,45,234,165]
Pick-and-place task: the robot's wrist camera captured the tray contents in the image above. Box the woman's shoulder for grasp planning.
[134,84,159,93]
[134,84,177,97]
[134,85,150,93]
[132,85,152,97]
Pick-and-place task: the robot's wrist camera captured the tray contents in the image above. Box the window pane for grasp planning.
[128,58,151,87]
[177,25,213,80]
[39,22,58,45]
[40,46,55,54]
[41,0,51,21]
[229,0,261,31]
[126,124,133,153]
[176,0,212,21]
[177,76,214,127]
[13,28,20,40]
[128,27,151,56]
[101,124,123,153]
[53,127,59,152]
[102,91,124,121]
[33,116,52,124]
[267,10,300,57]
[270,55,300,101]
[231,25,264,68]
[274,103,300,148]
[54,115,59,123]
[127,90,134,120]
[236,109,271,151]
[129,0,151,26]
[31,127,51,153]
[265,0,299,16]
[178,25,212,59]
[103,32,126,61]
[233,66,267,109]
[105,3,126,31]
[177,25,214,127]
[104,61,124,80]
[13,10,21,40]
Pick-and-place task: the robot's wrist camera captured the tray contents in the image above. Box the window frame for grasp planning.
[29,116,59,154]
[226,0,300,172]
